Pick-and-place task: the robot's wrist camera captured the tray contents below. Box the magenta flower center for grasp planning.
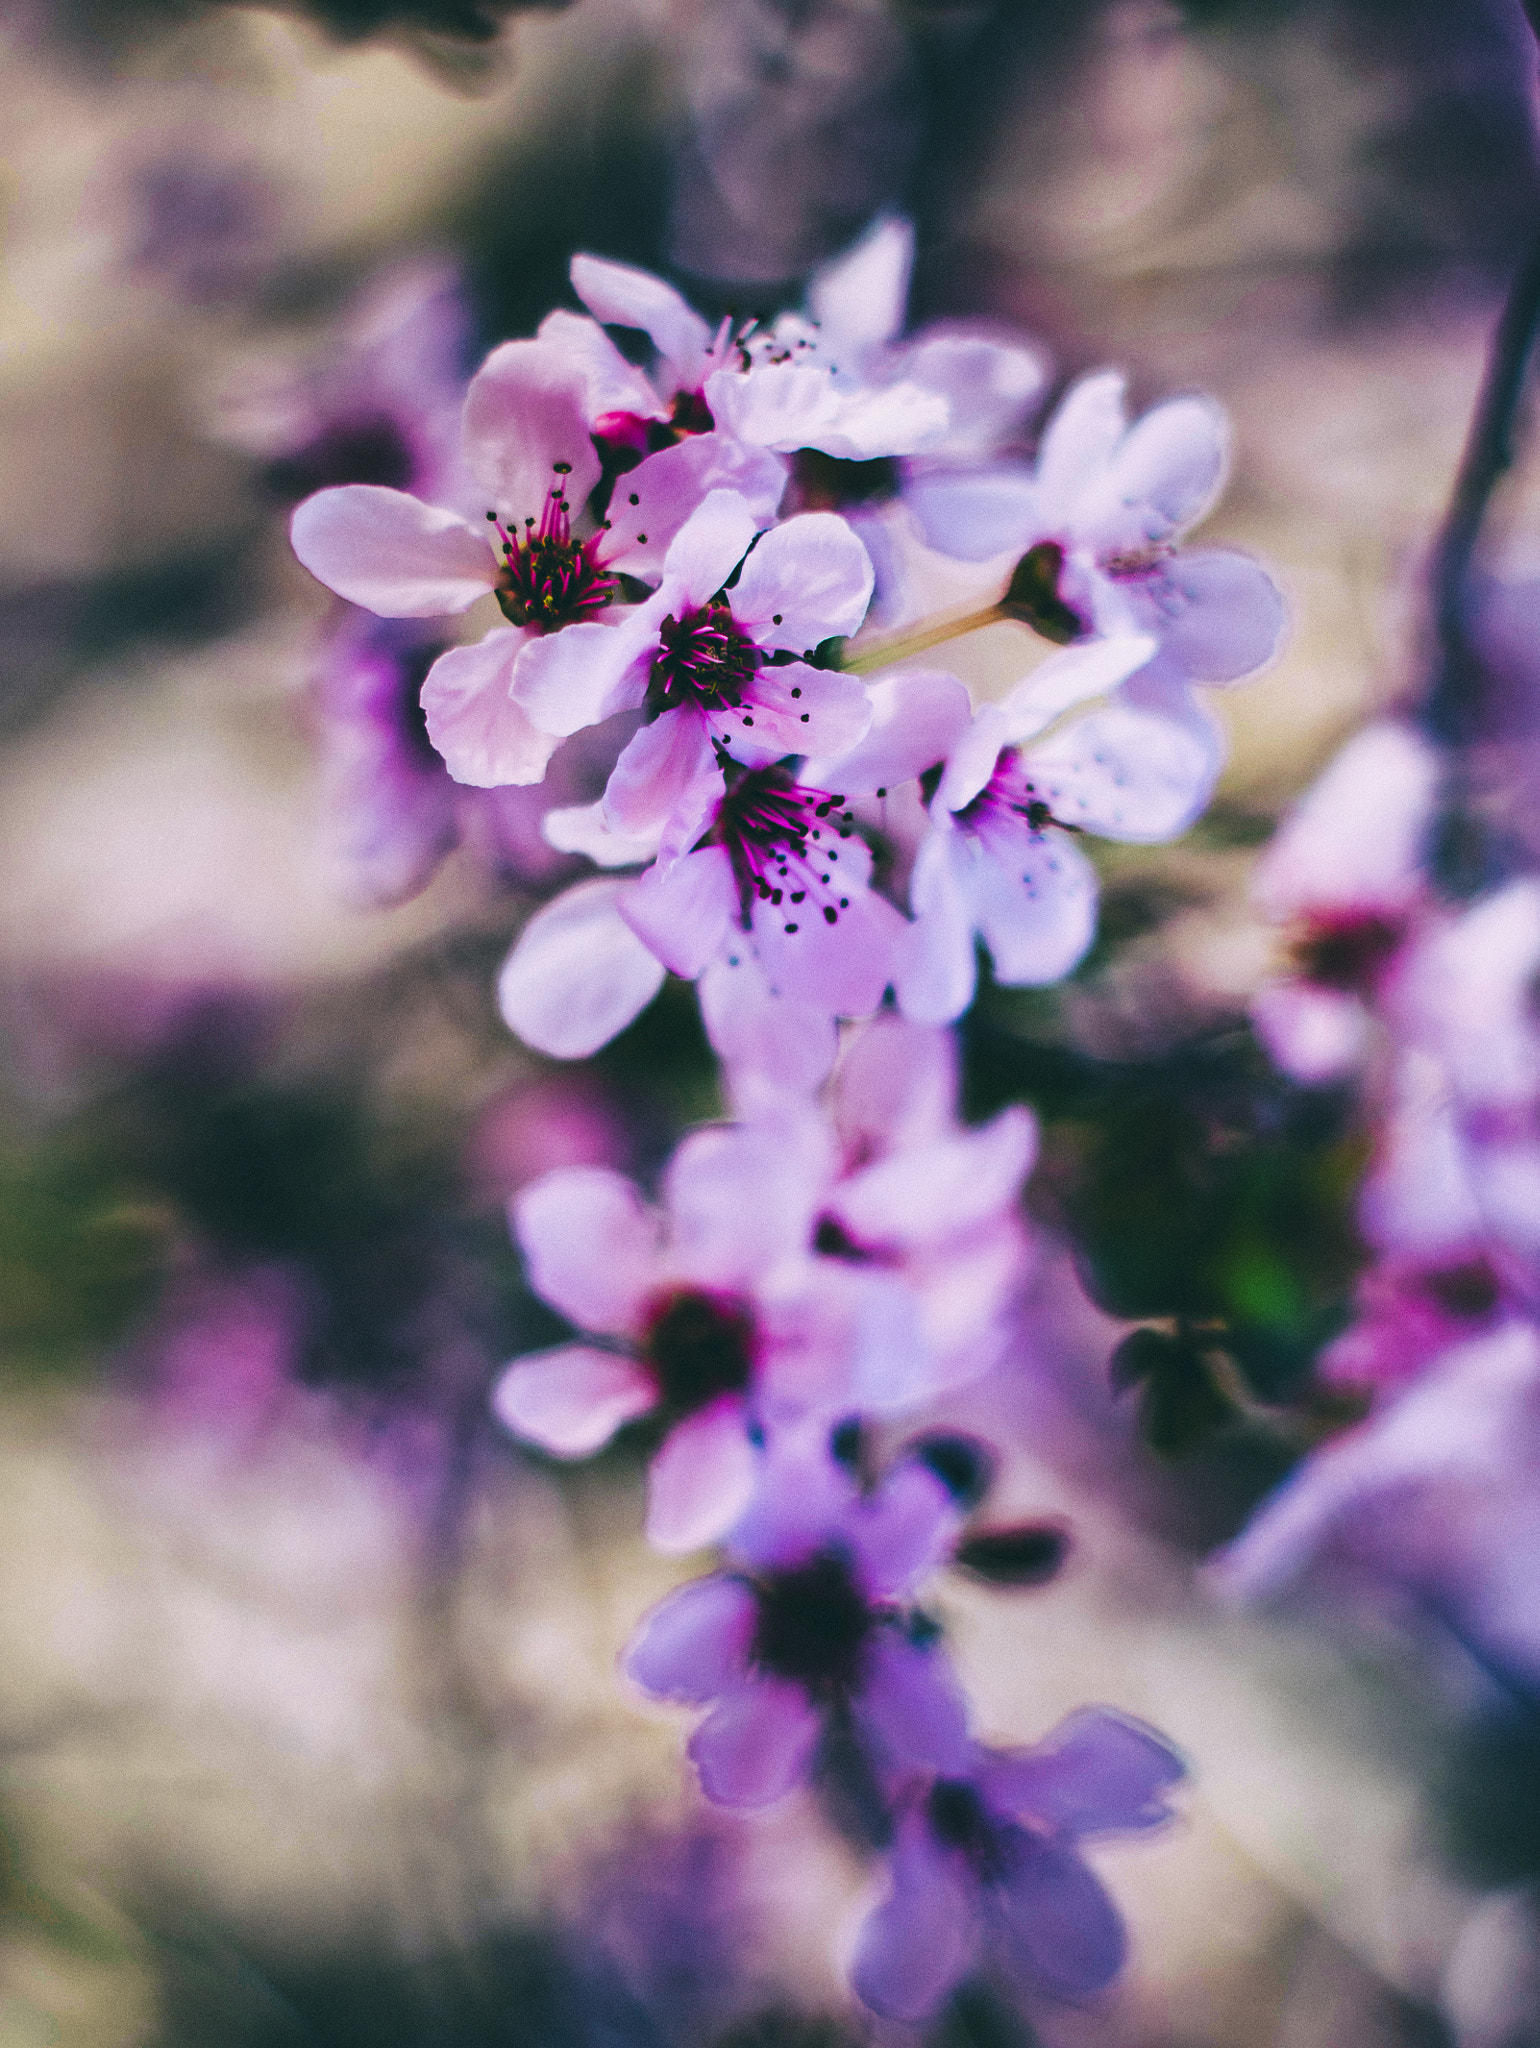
[489,463,617,631]
[1288,911,1405,995]
[955,748,1065,851]
[751,1548,874,1694]
[649,602,762,717]
[714,765,859,935]
[641,1287,756,1417]
[926,1780,1012,1884]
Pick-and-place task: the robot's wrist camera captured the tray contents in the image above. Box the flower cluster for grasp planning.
[280,217,1291,2021]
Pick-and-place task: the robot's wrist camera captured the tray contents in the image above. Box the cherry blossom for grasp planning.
[510,486,877,826]
[491,1128,928,1552]
[851,1714,1186,2020]
[887,634,1230,1023]
[623,1447,970,1805]
[903,368,1285,688]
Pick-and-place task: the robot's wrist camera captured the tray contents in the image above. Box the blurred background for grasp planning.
[3,1,1540,2042]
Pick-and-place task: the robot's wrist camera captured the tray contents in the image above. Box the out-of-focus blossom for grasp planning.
[886,633,1233,1021]
[905,369,1285,689]
[557,248,950,469]
[492,1128,928,1552]
[623,1447,969,1804]
[1317,1250,1511,1403]
[1249,721,1440,1085]
[851,1713,1186,2020]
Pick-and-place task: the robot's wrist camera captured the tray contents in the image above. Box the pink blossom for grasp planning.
[491,1130,929,1552]
[886,634,1228,1023]
[1249,721,1440,1085]
[622,1447,970,1803]
[905,368,1285,687]
[556,245,953,466]
[852,1714,1185,2020]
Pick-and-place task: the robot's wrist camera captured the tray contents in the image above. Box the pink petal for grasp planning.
[990,1828,1127,1997]
[851,1459,962,1599]
[716,661,870,765]
[1252,721,1436,922]
[664,1122,822,1283]
[730,513,874,651]
[420,630,559,788]
[749,842,905,1017]
[657,489,762,611]
[1022,696,1222,844]
[994,634,1158,749]
[904,462,1038,563]
[1091,390,1228,550]
[686,1675,821,1807]
[896,830,979,1026]
[491,1344,657,1455]
[497,877,666,1058]
[833,1105,1036,1249]
[970,834,1098,986]
[646,1396,760,1554]
[620,846,738,980]
[512,1164,662,1335]
[542,800,660,868]
[808,669,973,797]
[603,707,721,843]
[806,214,913,355]
[1148,548,1287,683]
[899,328,1048,459]
[536,306,664,423]
[461,338,601,514]
[707,361,947,459]
[698,950,839,1103]
[622,1573,758,1703]
[569,252,712,393]
[857,1629,971,1776]
[833,1013,957,1156]
[1035,370,1128,521]
[603,434,786,582]
[511,609,657,739]
[290,486,496,616]
[850,1811,976,2021]
[979,1709,1186,1838]
[1250,982,1369,1084]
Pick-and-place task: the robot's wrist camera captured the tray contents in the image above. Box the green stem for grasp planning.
[838,600,1007,675]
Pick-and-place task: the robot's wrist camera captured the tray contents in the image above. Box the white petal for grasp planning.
[512,1164,662,1334]
[570,252,712,394]
[1035,370,1128,522]
[646,1397,760,1553]
[807,669,973,796]
[707,362,947,459]
[658,488,763,609]
[896,830,979,1027]
[542,799,660,868]
[1088,390,1229,551]
[1146,548,1287,683]
[903,462,1039,563]
[421,631,559,788]
[604,434,786,581]
[1022,695,1222,843]
[730,512,874,651]
[536,306,665,423]
[971,834,1099,986]
[698,949,839,1104]
[806,214,914,358]
[995,633,1157,747]
[899,327,1048,459]
[511,608,657,739]
[497,878,666,1057]
[291,487,496,616]
[492,1344,656,1455]
[620,846,738,980]
[461,338,601,514]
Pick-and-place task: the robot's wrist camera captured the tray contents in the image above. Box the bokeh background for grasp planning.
[3,2,1540,2043]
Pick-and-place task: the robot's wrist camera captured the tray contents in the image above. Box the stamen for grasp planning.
[713,764,859,936]
[490,461,619,631]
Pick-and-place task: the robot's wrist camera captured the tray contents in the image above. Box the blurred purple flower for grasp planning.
[851,1712,1186,2020]
[623,1447,969,1805]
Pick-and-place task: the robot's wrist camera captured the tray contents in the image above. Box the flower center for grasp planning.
[714,764,858,936]
[488,463,617,631]
[1288,911,1404,995]
[752,1548,874,1693]
[926,1780,1011,1883]
[955,749,1072,845]
[649,602,761,716]
[640,1287,757,1417]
